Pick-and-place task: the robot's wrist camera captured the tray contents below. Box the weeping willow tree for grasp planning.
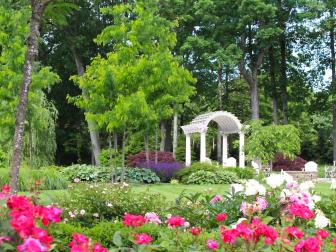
[0,2,60,169]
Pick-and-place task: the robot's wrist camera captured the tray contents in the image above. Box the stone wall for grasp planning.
[285,171,318,181]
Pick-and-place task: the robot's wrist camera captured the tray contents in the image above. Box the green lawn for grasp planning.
[36,182,333,205]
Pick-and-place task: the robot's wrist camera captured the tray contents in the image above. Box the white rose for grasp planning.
[231,183,244,194]
[80,209,86,215]
[312,195,321,202]
[331,179,336,189]
[245,179,266,196]
[266,174,285,189]
[315,213,330,229]
[282,172,294,184]
[299,181,315,192]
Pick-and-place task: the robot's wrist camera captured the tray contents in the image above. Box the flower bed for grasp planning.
[1,173,336,251]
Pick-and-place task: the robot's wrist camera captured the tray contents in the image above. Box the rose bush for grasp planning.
[2,172,336,251]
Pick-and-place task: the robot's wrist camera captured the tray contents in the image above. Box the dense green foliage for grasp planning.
[0,167,68,191]
[60,164,160,183]
[57,184,168,227]
[176,162,255,183]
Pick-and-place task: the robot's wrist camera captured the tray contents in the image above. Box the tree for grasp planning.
[245,120,301,165]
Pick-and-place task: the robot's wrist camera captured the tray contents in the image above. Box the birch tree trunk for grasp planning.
[71,48,101,165]
[121,128,126,182]
[10,0,53,193]
[269,46,279,125]
[330,8,336,162]
[160,120,166,151]
[172,113,178,158]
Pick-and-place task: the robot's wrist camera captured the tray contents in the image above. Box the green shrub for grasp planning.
[57,184,169,226]
[99,148,122,167]
[186,170,218,184]
[224,167,256,179]
[0,168,68,191]
[60,165,160,184]
[48,222,88,252]
[215,170,239,184]
[176,162,217,183]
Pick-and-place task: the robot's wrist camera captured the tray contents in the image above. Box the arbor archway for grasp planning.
[181,111,245,167]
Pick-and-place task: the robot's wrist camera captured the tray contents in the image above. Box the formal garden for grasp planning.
[3,0,336,251]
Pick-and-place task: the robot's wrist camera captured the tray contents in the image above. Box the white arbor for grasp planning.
[181,111,245,167]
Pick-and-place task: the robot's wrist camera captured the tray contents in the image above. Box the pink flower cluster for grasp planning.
[0,185,108,252]
[289,203,315,220]
[5,193,62,251]
[123,213,147,227]
[69,233,108,252]
[221,218,278,245]
[240,197,268,216]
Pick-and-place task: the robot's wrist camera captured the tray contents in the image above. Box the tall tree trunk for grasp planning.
[144,134,150,164]
[217,127,222,162]
[28,114,33,168]
[330,8,336,163]
[155,126,158,164]
[71,48,101,165]
[160,120,166,151]
[217,64,223,110]
[121,128,126,182]
[165,119,173,151]
[108,134,113,182]
[269,46,279,125]
[113,130,118,182]
[238,34,264,120]
[172,113,178,158]
[10,0,52,193]
[278,0,289,124]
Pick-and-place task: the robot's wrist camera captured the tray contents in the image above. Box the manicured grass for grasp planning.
[35,182,333,205]
[132,184,230,201]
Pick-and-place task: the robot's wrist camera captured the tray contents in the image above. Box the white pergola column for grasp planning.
[185,134,191,166]
[200,131,207,163]
[222,133,228,165]
[239,132,245,168]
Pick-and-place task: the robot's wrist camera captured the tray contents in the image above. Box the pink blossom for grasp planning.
[190,227,201,236]
[256,197,268,210]
[17,237,48,252]
[0,236,10,245]
[285,226,305,239]
[316,229,329,239]
[294,237,321,252]
[93,243,108,252]
[216,213,227,222]
[206,239,219,250]
[167,215,185,228]
[210,195,223,204]
[289,203,314,220]
[145,212,161,224]
[123,213,146,227]
[135,233,152,245]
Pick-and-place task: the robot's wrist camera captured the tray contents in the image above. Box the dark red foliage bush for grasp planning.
[272,154,307,171]
[128,151,176,167]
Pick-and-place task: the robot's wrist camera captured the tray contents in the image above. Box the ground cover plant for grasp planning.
[2,173,336,251]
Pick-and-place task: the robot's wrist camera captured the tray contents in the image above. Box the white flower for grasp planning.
[64,218,68,223]
[315,212,330,229]
[281,171,294,184]
[266,174,285,189]
[231,183,244,194]
[299,181,315,192]
[106,202,113,207]
[80,209,85,216]
[93,213,99,218]
[73,178,80,183]
[69,211,76,218]
[245,179,266,196]
[204,210,210,215]
[280,189,292,198]
[312,195,321,203]
[331,179,336,189]
[184,222,190,228]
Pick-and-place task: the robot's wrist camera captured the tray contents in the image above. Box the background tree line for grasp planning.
[1,0,336,180]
